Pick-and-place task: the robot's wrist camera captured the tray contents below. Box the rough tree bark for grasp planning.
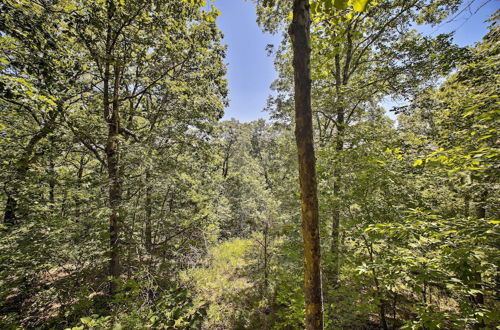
[289,0,323,328]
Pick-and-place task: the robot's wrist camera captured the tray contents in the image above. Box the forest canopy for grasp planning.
[0,0,498,329]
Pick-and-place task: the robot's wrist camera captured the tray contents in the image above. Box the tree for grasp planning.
[0,0,86,224]
[1,0,227,324]
[59,0,226,293]
[257,0,467,325]
[288,0,324,328]
[1,0,499,328]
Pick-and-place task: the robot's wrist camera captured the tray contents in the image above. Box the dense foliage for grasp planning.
[0,0,498,329]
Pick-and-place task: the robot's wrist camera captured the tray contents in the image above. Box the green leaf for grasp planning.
[311,2,320,14]
[353,0,371,12]
[333,0,349,10]
[477,134,493,141]
[413,159,423,167]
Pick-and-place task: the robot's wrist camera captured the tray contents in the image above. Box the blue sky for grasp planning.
[215,0,280,122]
[214,0,499,123]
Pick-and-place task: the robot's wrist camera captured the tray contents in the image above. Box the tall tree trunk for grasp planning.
[324,54,345,321]
[327,24,353,291]
[330,104,344,289]
[331,49,346,278]
[106,99,121,293]
[289,0,323,328]
[104,33,123,292]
